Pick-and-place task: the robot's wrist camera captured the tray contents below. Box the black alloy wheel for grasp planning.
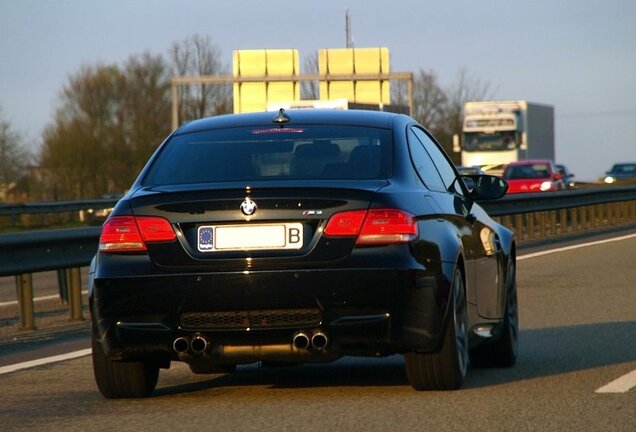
[404,266,469,390]
[91,332,159,399]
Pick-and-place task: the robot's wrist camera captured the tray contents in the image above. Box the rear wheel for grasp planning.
[470,257,518,367]
[91,332,159,398]
[404,267,469,390]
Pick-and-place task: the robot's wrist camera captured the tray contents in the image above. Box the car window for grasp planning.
[410,127,464,196]
[407,128,446,192]
[504,164,551,179]
[142,125,393,185]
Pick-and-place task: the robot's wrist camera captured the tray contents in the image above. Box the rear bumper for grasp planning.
[90,267,451,363]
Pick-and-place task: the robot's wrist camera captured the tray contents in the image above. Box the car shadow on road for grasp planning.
[153,320,636,395]
[153,356,408,396]
[465,320,636,389]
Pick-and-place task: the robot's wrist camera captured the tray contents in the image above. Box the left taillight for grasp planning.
[324,209,418,245]
[99,216,176,253]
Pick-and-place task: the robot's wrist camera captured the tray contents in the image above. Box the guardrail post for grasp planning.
[559,209,567,234]
[600,203,608,227]
[550,211,557,236]
[68,267,84,321]
[514,214,523,240]
[57,269,69,305]
[15,274,36,331]
[527,213,535,240]
[580,206,587,231]
[538,212,546,238]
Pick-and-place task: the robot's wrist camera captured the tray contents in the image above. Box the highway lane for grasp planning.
[1,235,635,431]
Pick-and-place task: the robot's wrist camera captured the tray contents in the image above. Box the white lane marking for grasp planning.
[595,369,636,393]
[0,290,89,308]
[0,348,92,376]
[517,233,636,261]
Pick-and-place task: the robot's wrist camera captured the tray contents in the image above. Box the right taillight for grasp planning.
[325,209,417,245]
[99,216,175,253]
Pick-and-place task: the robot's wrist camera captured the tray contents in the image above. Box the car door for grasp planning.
[408,127,501,317]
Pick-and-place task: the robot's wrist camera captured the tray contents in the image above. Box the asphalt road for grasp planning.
[1,234,635,431]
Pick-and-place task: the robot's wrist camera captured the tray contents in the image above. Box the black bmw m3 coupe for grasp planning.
[89,108,517,397]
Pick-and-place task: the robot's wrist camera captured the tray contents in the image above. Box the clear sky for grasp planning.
[1,0,635,181]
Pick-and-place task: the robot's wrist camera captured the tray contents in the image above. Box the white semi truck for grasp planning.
[454,101,554,174]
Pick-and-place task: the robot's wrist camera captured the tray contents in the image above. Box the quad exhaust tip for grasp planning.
[173,337,189,353]
[175,331,328,355]
[173,335,210,354]
[311,331,329,351]
[293,331,329,350]
[191,335,209,354]
[292,332,310,349]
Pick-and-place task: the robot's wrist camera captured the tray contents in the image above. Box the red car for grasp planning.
[502,160,564,194]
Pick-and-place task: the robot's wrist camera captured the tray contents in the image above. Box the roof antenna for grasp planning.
[272,108,290,125]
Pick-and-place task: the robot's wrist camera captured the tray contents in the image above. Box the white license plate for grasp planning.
[197,223,303,252]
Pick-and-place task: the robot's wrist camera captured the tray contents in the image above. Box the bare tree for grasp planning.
[301,52,320,100]
[445,67,493,131]
[0,109,31,200]
[120,52,172,173]
[40,55,172,200]
[439,67,493,161]
[169,34,231,123]
[40,64,120,200]
[410,69,448,132]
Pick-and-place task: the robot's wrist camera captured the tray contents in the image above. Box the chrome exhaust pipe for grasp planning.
[311,331,328,351]
[191,335,209,354]
[292,332,310,349]
[173,337,190,353]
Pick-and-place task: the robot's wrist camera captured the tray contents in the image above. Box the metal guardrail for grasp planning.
[0,227,101,277]
[0,227,101,329]
[0,198,119,216]
[480,185,636,242]
[1,185,635,331]
[0,199,118,330]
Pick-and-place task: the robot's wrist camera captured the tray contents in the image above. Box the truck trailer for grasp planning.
[455,101,554,174]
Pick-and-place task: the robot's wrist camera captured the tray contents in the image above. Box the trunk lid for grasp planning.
[127,180,387,269]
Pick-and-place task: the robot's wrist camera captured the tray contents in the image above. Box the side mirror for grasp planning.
[555,173,564,180]
[463,174,508,200]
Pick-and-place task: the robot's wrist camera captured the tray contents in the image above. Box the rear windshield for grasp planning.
[142,125,392,185]
[504,164,551,180]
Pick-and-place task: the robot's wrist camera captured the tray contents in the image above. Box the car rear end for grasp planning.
[503,161,561,193]
[90,111,446,369]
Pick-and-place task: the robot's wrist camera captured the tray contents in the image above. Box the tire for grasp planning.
[470,257,519,368]
[404,267,469,391]
[91,332,159,398]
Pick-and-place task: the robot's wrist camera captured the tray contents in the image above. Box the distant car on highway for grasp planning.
[503,160,564,194]
[603,162,636,184]
[89,109,517,398]
[555,164,576,188]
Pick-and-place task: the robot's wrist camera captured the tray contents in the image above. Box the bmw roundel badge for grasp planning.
[240,198,257,216]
